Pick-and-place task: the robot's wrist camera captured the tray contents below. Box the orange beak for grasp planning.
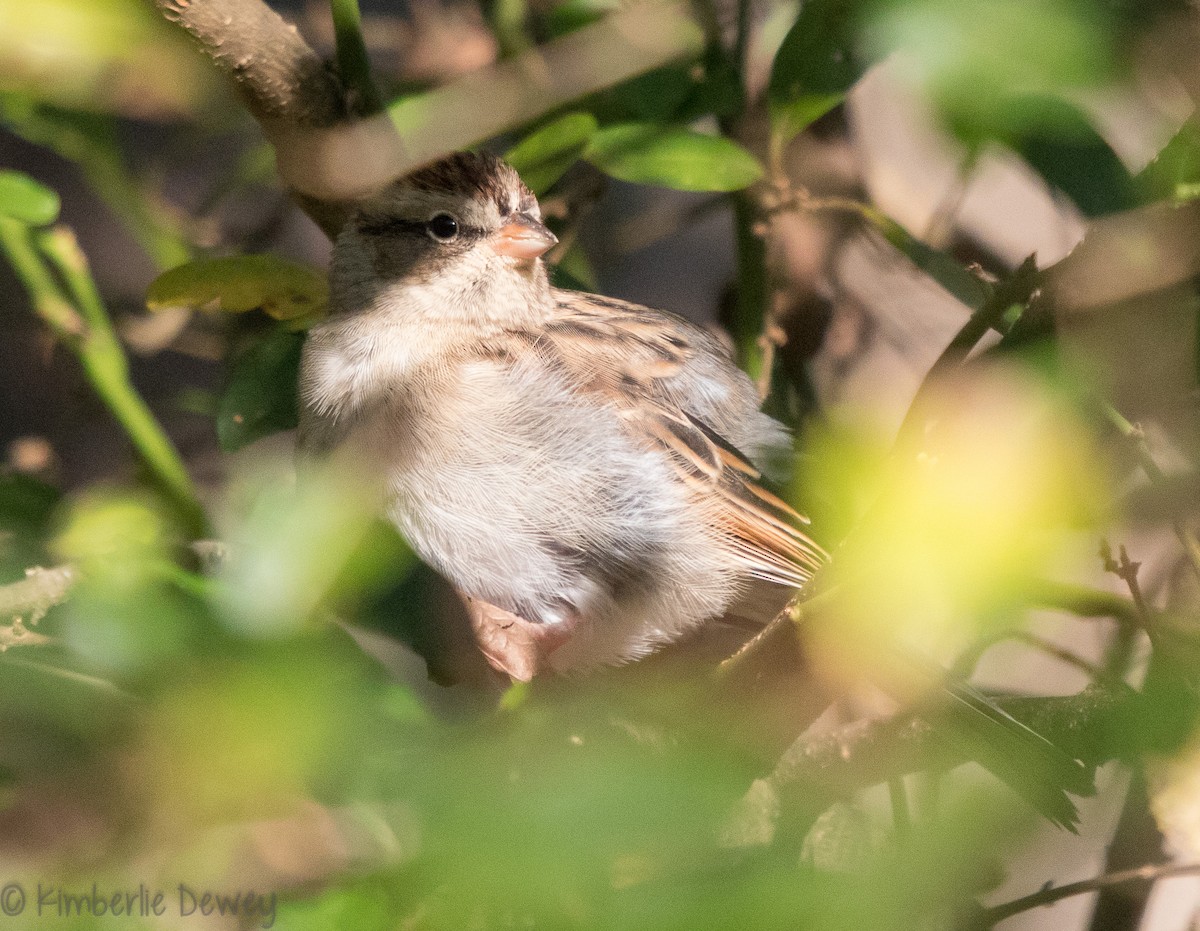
[490,213,557,260]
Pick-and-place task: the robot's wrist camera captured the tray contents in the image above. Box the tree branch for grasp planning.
[980,861,1200,926]
[153,0,348,126]
[723,685,1130,847]
[154,0,705,235]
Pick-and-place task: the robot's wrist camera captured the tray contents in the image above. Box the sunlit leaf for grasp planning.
[217,327,304,452]
[0,169,60,225]
[146,255,328,322]
[505,111,598,194]
[585,123,762,192]
[768,0,867,142]
[0,0,221,117]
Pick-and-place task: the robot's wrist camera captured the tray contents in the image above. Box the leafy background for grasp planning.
[1,0,1200,928]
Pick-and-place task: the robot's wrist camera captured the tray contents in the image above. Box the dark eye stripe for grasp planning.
[356,217,487,241]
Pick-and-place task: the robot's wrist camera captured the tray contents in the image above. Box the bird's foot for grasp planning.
[462,596,574,682]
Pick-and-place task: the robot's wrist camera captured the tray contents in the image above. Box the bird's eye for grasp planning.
[427,213,459,242]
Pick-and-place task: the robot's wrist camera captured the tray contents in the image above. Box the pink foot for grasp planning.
[462,596,574,681]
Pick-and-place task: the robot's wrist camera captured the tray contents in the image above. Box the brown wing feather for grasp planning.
[623,405,826,588]
[536,291,828,589]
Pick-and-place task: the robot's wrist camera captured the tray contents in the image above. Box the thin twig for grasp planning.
[980,861,1200,925]
[1100,540,1156,641]
[0,219,205,533]
[1102,403,1200,585]
[953,629,1103,682]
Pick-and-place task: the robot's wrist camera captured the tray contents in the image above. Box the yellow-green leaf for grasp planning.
[146,256,328,323]
[0,170,61,226]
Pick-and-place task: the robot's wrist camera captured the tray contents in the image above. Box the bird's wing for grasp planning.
[539,291,827,587]
[629,403,826,586]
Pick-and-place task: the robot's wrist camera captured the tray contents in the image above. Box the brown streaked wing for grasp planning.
[622,404,827,588]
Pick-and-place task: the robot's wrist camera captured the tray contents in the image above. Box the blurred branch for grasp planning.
[979,861,1200,927]
[725,686,1129,848]
[892,255,1039,456]
[0,566,77,621]
[155,0,705,235]
[0,219,205,533]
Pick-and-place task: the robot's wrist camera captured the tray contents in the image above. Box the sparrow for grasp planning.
[294,151,1093,825]
[297,150,824,679]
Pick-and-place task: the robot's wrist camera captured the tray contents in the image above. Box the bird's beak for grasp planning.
[490,213,557,260]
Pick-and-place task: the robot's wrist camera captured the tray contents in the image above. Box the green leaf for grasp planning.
[1137,117,1200,205]
[146,256,328,323]
[864,0,1118,152]
[678,53,744,122]
[584,124,763,192]
[505,112,598,195]
[996,96,1135,217]
[613,64,697,122]
[768,0,866,142]
[0,170,60,226]
[217,327,304,452]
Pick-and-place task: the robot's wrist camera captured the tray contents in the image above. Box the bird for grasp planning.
[297,150,825,680]
[297,150,1092,827]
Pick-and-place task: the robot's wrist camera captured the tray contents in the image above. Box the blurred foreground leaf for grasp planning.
[585,123,763,192]
[217,454,385,636]
[146,256,328,323]
[0,0,221,117]
[0,170,60,225]
[217,327,304,453]
[865,0,1119,149]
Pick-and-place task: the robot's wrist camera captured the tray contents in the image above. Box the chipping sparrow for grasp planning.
[298,151,824,679]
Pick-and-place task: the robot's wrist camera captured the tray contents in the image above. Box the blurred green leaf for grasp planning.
[1137,118,1200,204]
[552,243,598,291]
[146,255,328,323]
[585,124,763,192]
[614,64,697,122]
[865,0,1119,150]
[769,0,867,143]
[505,111,598,194]
[0,170,60,225]
[277,877,408,931]
[541,0,620,37]
[0,0,221,118]
[1001,96,1135,217]
[217,326,304,453]
[678,53,744,122]
[217,455,382,636]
